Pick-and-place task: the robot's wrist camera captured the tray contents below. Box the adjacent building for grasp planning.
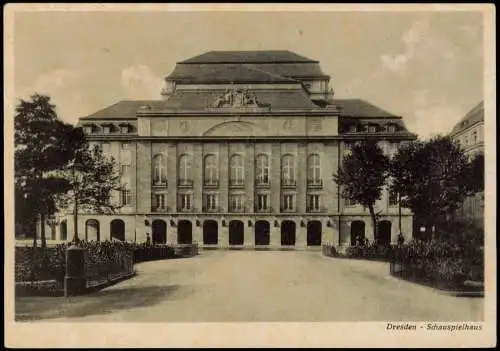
[450,101,484,159]
[450,101,485,226]
[43,50,417,249]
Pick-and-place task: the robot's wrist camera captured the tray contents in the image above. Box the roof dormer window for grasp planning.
[119,123,130,134]
[349,125,357,133]
[102,123,114,134]
[387,124,396,133]
[82,123,95,135]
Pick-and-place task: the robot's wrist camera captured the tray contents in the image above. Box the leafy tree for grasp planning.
[14,93,84,248]
[390,135,470,239]
[334,140,390,244]
[388,140,425,237]
[466,152,484,194]
[57,142,122,242]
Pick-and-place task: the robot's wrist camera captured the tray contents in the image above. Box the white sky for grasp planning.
[12,8,484,139]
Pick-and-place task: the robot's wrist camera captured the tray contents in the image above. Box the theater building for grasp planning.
[48,50,416,249]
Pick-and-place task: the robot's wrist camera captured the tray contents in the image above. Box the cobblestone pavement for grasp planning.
[16,250,484,322]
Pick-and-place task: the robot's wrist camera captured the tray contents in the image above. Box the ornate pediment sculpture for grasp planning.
[209,88,271,110]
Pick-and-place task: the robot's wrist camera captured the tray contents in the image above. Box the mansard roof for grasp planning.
[158,89,318,112]
[335,99,398,118]
[179,50,318,64]
[80,100,168,120]
[451,101,484,135]
[173,64,300,84]
[166,50,330,83]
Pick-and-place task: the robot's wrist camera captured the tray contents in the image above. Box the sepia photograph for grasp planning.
[4,3,496,348]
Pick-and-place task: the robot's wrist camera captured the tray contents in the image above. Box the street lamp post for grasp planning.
[72,161,83,244]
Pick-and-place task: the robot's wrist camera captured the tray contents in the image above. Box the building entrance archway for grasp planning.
[307,220,322,246]
[178,220,192,244]
[281,220,296,246]
[229,220,244,245]
[152,220,167,244]
[110,219,125,241]
[351,220,365,246]
[203,220,218,245]
[86,219,100,241]
[254,220,270,246]
[60,220,67,241]
[377,220,392,246]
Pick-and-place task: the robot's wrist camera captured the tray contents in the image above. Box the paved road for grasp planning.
[16,250,484,322]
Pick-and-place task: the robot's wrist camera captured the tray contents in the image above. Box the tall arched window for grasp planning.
[152,154,166,185]
[307,154,320,183]
[230,154,244,185]
[256,154,269,184]
[178,154,192,185]
[204,154,218,185]
[281,154,295,185]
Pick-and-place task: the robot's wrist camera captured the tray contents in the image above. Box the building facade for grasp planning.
[450,101,485,226]
[450,101,484,159]
[44,50,416,249]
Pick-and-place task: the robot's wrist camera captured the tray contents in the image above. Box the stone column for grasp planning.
[296,220,307,249]
[271,143,281,212]
[219,220,229,248]
[297,144,307,213]
[220,145,229,213]
[270,220,281,248]
[244,220,253,248]
[193,143,203,212]
[168,220,178,245]
[245,143,255,213]
[136,141,152,214]
[193,219,203,245]
[167,143,177,212]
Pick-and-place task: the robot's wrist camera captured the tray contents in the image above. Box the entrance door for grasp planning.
[203,220,218,245]
[229,220,244,245]
[350,221,365,246]
[281,220,296,246]
[152,220,167,244]
[307,221,322,246]
[110,219,125,241]
[254,220,270,245]
[377,220,392,246]
[178,220,192,244]
[86,219,100,241]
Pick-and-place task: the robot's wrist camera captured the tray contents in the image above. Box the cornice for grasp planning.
[85,133,417,142]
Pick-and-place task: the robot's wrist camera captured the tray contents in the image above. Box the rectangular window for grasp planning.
[308,195,320,211]
[179,194,192,211]
[103,126,111,134]
[283,194,295,211]
[84,126,92,134]
[154,194,166,210]
[120,125,129,134]
[230,195,244,212]
[349,125,357,133]
[121,190,131,206]
[204,194,218,211]
[368,125,376,133]
[121,142,130,150]
[256,194,269,211]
